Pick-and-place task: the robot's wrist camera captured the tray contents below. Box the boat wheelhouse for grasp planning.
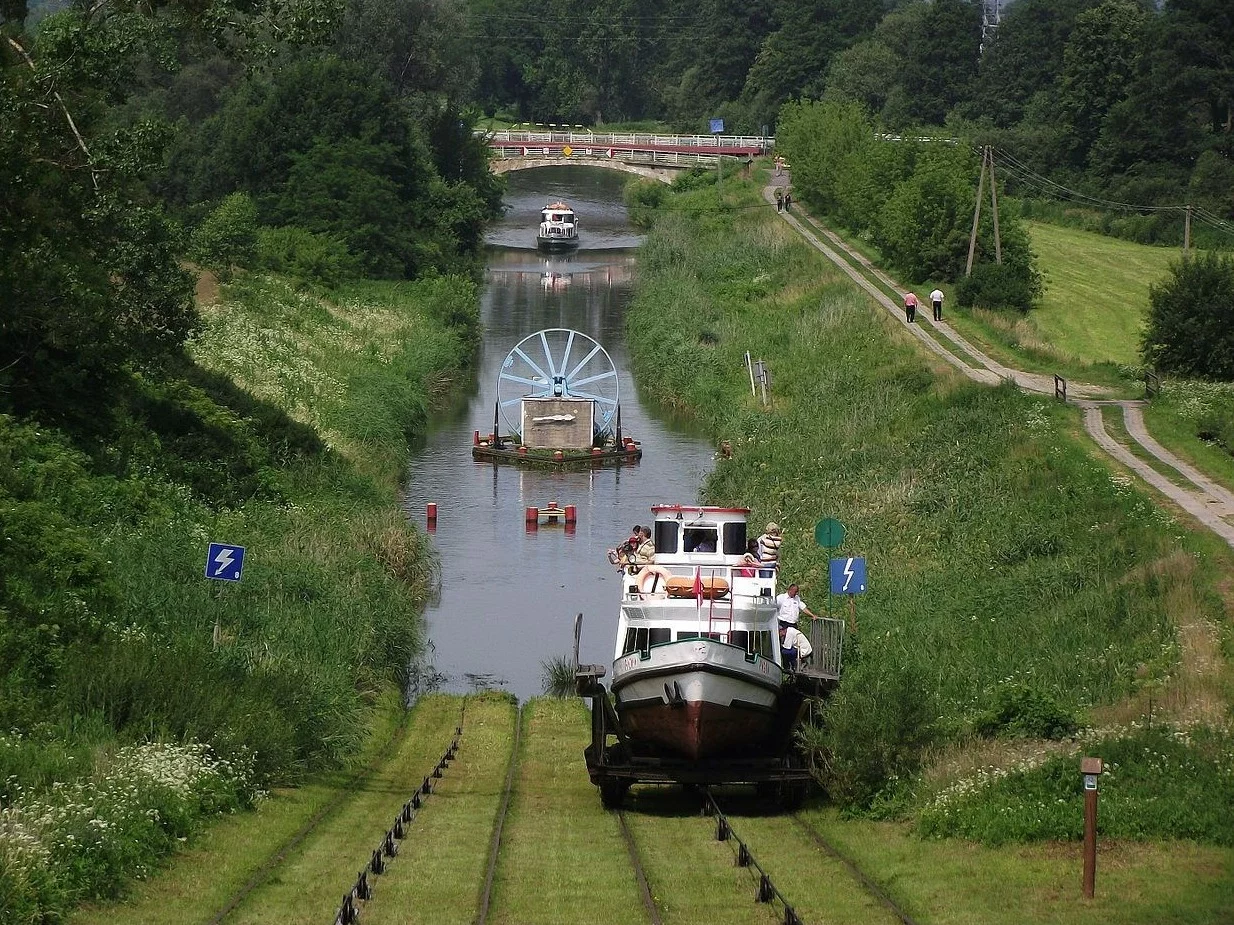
[536,201,580,251]
[609,505,785,761]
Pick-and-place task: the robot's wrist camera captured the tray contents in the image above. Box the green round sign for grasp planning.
[814,518,846,548]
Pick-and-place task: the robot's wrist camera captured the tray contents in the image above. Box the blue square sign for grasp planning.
[205,543,246,582]
[829,556,867,594]
[709,118,725,134]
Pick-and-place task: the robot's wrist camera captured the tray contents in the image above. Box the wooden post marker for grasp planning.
[1081,756,1103,899]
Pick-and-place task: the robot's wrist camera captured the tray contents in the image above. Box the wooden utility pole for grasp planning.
[966,146,988,277]
[988,145,1002,264]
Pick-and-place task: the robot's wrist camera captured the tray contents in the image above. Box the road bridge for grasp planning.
[488,131,773,183]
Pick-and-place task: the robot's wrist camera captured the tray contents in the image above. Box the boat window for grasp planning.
[683,527,717,552]
[728,630,749,651]
[722,522,747,555]
[649,628,671,646]
[754,631,774,659]
[677,631,697,640]
[654,520,679,555]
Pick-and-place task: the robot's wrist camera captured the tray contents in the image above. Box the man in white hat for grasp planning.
[779,619,813,670]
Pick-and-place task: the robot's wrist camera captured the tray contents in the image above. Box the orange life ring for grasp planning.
[637,566,672,595]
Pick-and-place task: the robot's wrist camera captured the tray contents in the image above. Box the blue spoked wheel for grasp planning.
[497,328,619,438]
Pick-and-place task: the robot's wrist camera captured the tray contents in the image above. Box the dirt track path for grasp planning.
[766,182,1234,549]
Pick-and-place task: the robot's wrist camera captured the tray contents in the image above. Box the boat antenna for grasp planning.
[615,404,623,447]
[493,401,501,447]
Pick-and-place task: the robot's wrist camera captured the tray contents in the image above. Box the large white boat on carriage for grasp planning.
[574,503,844,807]
[536,201,580,251]
[610,505,788,761]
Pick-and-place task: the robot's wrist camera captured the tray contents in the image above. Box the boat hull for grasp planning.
[612,640,783,761]
[537,235,580,251]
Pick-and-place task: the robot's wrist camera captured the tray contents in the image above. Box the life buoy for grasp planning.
[637,566,672,596]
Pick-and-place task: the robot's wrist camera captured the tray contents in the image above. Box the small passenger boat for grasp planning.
[609,505,786,761]
[536,201,580,251]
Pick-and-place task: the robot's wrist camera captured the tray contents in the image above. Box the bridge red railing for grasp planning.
[487,129,773,154]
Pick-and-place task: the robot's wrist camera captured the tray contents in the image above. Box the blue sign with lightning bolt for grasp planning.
[205,543,246,582]
[829,556,867,595]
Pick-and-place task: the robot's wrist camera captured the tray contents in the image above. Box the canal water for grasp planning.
[403,166,715,700]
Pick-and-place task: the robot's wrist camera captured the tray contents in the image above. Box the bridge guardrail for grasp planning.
[487,130,774,151]
[490,145,737,167]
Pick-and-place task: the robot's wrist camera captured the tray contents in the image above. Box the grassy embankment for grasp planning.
[622,173,1233,917]
[3,272,479,921]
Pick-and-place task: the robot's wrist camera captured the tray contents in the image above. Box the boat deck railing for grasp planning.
[620,561,775,602]
[801,617,844,680]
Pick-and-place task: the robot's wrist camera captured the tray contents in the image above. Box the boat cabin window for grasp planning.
[677,631,722,642]
[654,520,679,555]
[622,626,671,655]
[683,527,718,553]
[722,522,747,555]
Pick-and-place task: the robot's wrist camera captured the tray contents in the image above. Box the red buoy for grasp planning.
[591,446,603,456]
[526,506,539,522]
[427,502,438,521]
[473,430,480,446]
[564,505,577,524]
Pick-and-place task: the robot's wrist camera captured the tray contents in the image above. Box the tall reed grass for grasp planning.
[0,271,478,918]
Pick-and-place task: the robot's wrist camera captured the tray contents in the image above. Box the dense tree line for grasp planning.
[472,0,1233,229]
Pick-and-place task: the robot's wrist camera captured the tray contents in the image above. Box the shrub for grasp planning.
[955,260,1040,312]
[971,683,1079,739]
[1142,251,1234,381]
[189,193,257,279]
[624,179,669,228]
[817,662,936,808]
[255,226,359,287]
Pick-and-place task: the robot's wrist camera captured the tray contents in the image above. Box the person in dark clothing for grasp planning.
[774,187,783,212]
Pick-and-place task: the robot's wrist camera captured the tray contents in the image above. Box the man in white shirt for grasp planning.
[774,584,816,624]
[779,621,813,670]
[930,287,944,322]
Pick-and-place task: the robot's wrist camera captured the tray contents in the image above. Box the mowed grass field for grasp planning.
[1026,221,1177,367]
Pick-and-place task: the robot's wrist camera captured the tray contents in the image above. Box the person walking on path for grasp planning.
[930,287,944,322]
[904,291,918,323]
[784,189,793,212]
[774,187,784,212]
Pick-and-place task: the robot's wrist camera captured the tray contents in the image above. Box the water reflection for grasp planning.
[403,166,714,700]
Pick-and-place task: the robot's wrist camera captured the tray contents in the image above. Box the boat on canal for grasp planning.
[573,505,846,808]
[536,201,579,251]
[610,506,785,761]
